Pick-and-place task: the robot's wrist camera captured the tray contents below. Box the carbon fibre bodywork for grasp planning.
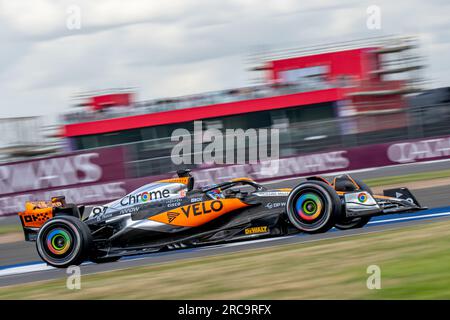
[84,182,294,258]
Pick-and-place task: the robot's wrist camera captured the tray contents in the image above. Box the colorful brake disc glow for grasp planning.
[358,192,368,203]
[46,229,71,255]
[295,193,323,221]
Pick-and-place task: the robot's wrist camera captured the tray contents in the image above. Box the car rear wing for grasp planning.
[18,201,55,241]
[17,196,82,241]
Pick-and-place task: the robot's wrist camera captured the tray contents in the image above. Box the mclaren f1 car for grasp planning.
[18,169,426,267]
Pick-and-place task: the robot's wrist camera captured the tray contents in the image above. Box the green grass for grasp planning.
[364,169,450,187]
[2,219,450,299]
[0,224,22,236]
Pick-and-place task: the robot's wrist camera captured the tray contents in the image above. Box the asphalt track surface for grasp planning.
[1,159,450,287]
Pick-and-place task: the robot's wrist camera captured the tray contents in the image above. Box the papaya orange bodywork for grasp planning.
[157,177,190,185]
[149,198,249,227]
[18,201,56,228]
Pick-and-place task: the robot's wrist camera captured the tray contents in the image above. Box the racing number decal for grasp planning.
[149,199,249,227]
[92,206,108,216]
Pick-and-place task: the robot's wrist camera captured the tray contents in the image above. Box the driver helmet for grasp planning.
[206,188,225,199]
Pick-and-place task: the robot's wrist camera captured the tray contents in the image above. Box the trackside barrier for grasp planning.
[1,135,449,216]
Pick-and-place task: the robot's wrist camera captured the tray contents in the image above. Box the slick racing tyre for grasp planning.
[335,177,372,230]
[36,216,92,268]
[286,181,342,234]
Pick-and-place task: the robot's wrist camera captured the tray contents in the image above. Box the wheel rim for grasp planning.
[37,220,82,266]
[286,184,335,232]
[46,229,72,255]
[295,193,323,221]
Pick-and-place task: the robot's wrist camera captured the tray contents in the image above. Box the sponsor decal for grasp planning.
[255,191,289,197]
[0,182,126,217]
[20,211,52,228]
[265,202,286,209]
[0,147,126,198]
[358,193,368,203]
[167,199,182,208]
[149,198,248,227]
[120,206,140,214]
[387,138,450,163]
[166,197,183,202]
[167,200,181,208]
[167,211,180,223]
[0,153,102,195]
[192,150,349,185]
[245,226,268,235]
[23,212,51,223]
[120,189,170,206]
[190,197,203,203]
[180,201,224,218]
[158,177,190,185]
[100,212,113,220]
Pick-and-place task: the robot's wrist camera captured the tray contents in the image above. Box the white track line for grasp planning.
[369,212,450,224]
[0,264,54,277]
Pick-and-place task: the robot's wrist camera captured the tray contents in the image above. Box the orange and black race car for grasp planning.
[18,169,425,268]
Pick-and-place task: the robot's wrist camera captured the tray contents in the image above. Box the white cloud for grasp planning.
[0,0,449,121]
[0,0,64,37]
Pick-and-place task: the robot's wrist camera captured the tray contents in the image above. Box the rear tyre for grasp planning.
[286,181,342,234]
[335,177,372,230]
[36,216,92,268]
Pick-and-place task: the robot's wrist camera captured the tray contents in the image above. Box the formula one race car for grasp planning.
[18,169,426,267]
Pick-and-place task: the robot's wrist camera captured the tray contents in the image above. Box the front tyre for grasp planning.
[286,181,342,234]
[36,216,92,268]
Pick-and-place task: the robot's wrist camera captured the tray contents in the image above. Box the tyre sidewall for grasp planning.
[36,216,91,267]
[286,181,341,233]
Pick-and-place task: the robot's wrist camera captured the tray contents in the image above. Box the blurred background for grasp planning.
[2,34,450,217]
